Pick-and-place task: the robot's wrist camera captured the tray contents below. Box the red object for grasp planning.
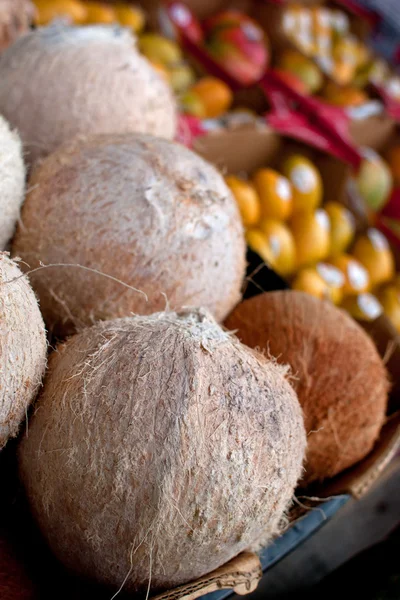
[380,188,400,221]
[269,68,308,95]
[176,113,206,147]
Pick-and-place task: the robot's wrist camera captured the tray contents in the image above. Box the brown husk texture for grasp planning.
[18,308,306,593]
[0,0,34,52]
[0,115,25,249]
[0,253,47,448]
[12,132,246,336]
[225,291,389,484]
[0,24,177,166]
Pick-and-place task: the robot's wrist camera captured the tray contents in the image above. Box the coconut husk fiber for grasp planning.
[0,0,34,52]
[225,291,389,485]
[0,253,47,449]
[0,114,25,250]
[18,308,306,594]
[0,24,176,167]
[12,132,246,337]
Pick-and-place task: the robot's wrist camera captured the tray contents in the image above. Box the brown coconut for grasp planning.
[225,291,389,485]
[0,24,177,167]
[0,114,25,249]
[12,132,246,336]
[0,253,47,448]
[18,308,306,594]
[0,0,34,52]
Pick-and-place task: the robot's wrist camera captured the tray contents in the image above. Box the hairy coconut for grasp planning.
[18,308,306,593]
[225,291,388,484]
[0,24,177,166]
[0,253,46,448]
[0,0,34,52]
[0,115,25,249]
[12,132,246,336]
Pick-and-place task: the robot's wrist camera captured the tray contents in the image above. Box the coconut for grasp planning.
[0,24,177,167]
[225,291,389,484]
[18,308,306,594]
[0,115,25,249]
[12,132,246,336]
[0,0,34,52]
[0,253,46,448]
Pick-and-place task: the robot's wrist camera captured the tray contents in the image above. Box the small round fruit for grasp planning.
[277,50,323,94]
[138,34,182,65]
[169,63,196,94]
[329,254,370,295]
[352,228,395,288]
[322,82,368,107]
[83,2,115,24]
[259,219,296,276]
[246,229,274,265]
[252,168,293,221]
[325,201,355,256]
[377,285,400,333]
[33,0,87,25]
[190,77,233,119]
[341,293,383,322]
[225,176,261,227]
[289,209,330,268]
[355,149,393,212]
[282,155,322,214]
[292,262,344,304]
[114,4,145,32]
[180,91,206,118]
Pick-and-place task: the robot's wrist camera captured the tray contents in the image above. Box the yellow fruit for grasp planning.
[252,169,293,221]
[258,219,296,276]
[225,176,261,228]
[352,228,395,288]
[292,262,344,304]
[282,155,322,214]
[377,285,400,333]
[180,91,206,119]
[246,229,274,265]
[190,78,233,119]
[355,149,393,212]
[83,2,115,24]
[325,201,355,256]
[329,254,370,295]
[33,0,87,25]
[169,63,196,94]
[289,209,330,268]
[114,4,145,32]
[138,34,182,66]
[341,293,383,322]
[277,50,323,93]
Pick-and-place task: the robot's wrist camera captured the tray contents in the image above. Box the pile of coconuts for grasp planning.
[0,18,391,600]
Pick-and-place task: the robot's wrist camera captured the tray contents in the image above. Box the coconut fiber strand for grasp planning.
[0,24,176,166]
[0,253,47,449]
[12,133,246,336]
[225,291,389,484]
[19,308,306,593]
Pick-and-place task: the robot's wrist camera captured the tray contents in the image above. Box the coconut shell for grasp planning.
[0,253,47,448]
[18,308,306,594]
[0,24,177,166]
[0,114,25,250]
[0,0,34,52]
[225,291,389,485]
[12,132,246,336]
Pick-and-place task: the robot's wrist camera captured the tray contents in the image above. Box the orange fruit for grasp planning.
[258,219,296,276]
[329,254,370,295]
[83,2,116,24]
[114,4,145,32]
[282,155,322,214]
[352,228,395,288]
[190,77,233,119]
[225,176,261,227]
[322,82,368,107]
[252,168,293,221]
[324,201,355,256]
[246,229,274,265]
[377,285,400,332]
[289,209,330,268]
[341,293,383,322]
[33,0,87,25]
[292,262,344,305]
